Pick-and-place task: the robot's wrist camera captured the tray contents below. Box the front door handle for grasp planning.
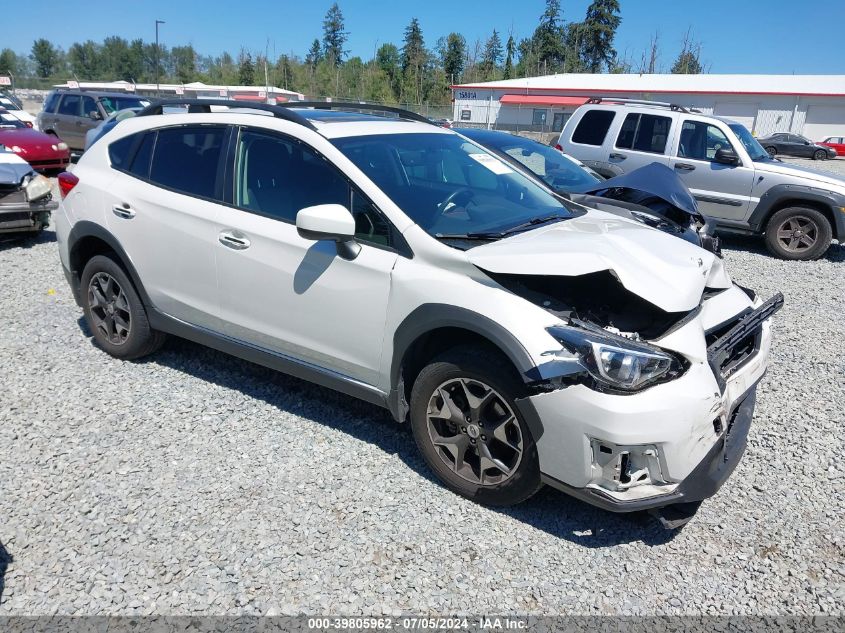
[675,163,696,171]
[219,231,251,250]
[112,204,135,219]
[609,152,627,160]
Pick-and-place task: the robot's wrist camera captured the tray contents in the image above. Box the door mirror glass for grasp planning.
[296,204,360,260]
[714,147,739,165]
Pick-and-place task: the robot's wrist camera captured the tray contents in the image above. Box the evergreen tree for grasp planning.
[481,29,503,80]
[305,39,322,66]
[401,18,426,103]
[67,41,100,79]
[503,35,515,79]
[31,39,59,78]
[671,29,703,74]
[442,33,465,84]
[580,0,621,73]
[238,50,255,85]
[0,49,18,77]
[532,0,566,73]
[322,3,348,68]
[376,43,401,98]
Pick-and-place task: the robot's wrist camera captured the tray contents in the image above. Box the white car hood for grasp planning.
[754,159,845,191]
[467,210,722,313]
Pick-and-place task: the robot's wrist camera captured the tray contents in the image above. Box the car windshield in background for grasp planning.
[332,132,575,239]
[0,112,25,129]
[0,97,24,111]
[729,123,769,161]
[99,96,150,114]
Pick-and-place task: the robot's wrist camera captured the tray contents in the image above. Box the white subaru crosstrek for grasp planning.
[55,101,782,527]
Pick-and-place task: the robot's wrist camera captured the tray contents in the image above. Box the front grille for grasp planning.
[706,293,784,390]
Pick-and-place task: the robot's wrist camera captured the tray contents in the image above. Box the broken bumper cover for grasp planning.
[518,293,780,513]
[0,198,56,233]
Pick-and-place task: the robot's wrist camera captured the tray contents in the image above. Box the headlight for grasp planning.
[547,324,682,391]
[24,174,52,202]
[9,145,23,153]
[57,142,68,151]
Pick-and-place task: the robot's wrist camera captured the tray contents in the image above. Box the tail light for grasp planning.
[554,144,563,151]
[57,171,79,199]
[25,121,33,128]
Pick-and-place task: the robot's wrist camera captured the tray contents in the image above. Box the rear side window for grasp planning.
[571,109,616,146]
[57,94,81,116]
[109,131,157,177]
[43,92,61,113]
[149,126,226,200]
[616,113,671,154]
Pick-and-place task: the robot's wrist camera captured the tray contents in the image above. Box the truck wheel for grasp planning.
[80,254,166,359]
[764,207,832,260]
[409,346,542,506]
[813,149,828,161]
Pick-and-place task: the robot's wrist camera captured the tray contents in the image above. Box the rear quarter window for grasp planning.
[571,109,616,146]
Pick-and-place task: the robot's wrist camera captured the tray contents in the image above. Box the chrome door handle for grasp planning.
[674,163,696,171]
[609,152,626,160]
[112,204,135,219]
[218,231,251,250]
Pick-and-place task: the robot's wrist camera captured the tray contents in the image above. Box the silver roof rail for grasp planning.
[585,97,700,114]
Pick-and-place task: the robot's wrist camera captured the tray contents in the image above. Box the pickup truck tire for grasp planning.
[409,346,542,506]
[80,254,166,360]
[764,207,832,260]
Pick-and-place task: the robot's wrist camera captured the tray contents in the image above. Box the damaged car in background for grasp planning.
[457,127,721,254]
[0,142,56,236]
[58,102,783,528]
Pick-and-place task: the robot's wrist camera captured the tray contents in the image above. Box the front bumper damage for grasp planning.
[518,292,783,523]
[0,167,56,234]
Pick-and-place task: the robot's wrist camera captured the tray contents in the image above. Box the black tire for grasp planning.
[409,346,542,506]
[80,254,165,359]
[765,146,777,158]
[764,207,832,261]
[813,149,827,161]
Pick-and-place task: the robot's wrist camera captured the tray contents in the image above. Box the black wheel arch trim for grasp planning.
[747,183,845,240]
[388,304,543,425]
[66,221,152,308]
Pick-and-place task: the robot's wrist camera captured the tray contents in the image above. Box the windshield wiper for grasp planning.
[481,214,570,238]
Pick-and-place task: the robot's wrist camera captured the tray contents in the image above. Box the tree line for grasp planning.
[0,1,706,105]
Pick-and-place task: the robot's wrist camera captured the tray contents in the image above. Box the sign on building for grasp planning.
[0,76,11,86]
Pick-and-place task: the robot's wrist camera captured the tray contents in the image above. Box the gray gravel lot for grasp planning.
[0,211,843,616]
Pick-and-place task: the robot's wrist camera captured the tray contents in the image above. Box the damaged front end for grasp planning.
[0,151,56,234]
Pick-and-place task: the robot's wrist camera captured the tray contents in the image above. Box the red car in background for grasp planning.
[0,107,70,171]
[819,136,845,157]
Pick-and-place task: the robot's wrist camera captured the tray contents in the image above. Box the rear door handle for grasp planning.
[675,163,696,171]
[609,152,627,160]
[219,231,251,250]
[112,204,135,219]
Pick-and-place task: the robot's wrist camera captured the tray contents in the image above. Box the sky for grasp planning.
[5,0,845,75]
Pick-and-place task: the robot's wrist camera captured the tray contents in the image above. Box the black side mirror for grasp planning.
[714,148,740,165]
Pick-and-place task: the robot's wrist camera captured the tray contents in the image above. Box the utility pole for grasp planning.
[155,19,166,96]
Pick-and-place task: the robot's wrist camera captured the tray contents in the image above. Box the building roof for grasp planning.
[52,80,304,100]
[453,73,845,97]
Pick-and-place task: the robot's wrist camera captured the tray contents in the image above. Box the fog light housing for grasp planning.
[590,439,666,492]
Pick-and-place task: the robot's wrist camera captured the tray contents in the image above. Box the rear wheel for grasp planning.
[765,146,777,158]
[813,149,828,161]
[80,254,165,359]
[764,207,832,260]
[409,347,542,506]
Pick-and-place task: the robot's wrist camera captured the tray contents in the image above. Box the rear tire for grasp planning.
[764,207,832,260]
[80,254,166,359]
[409,346,542,506]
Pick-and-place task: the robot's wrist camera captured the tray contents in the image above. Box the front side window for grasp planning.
[81,96,97,119]
[571,109,615,146]
[616,113,671,154]
[333,132,575,240]
[58,94,81,116]
[678,121,734,161]
[235,130,391,246]
[43,92,61,113]
[99,96,150,114]
[148,126,225,200]
[728,123,768,161]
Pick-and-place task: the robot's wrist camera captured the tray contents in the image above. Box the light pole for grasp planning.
[155,19,165,95]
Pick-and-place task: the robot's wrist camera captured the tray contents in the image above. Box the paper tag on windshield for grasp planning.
[468,153,513,175]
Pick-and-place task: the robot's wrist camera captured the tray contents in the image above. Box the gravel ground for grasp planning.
[0,214,843,616]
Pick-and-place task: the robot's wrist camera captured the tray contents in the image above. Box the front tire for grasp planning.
[80,254,166,359]
[409,347,542,506]
[765,146,777,158]
[764,207,832,260]
[813,149,828,161]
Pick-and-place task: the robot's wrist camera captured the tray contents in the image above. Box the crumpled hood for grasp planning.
[468,210,725,313]
[0,151,33,185]
[754,159,845,192]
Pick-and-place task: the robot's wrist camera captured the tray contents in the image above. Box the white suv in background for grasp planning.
[557,98,845,260]
[55,101,782,527]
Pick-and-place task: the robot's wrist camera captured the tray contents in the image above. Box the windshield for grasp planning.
[729,123,769,161]
[462,131,601,191]
[0,111,25,129]
[99,96,150,114]
[0,97,23,111]
[332,132,575,238]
